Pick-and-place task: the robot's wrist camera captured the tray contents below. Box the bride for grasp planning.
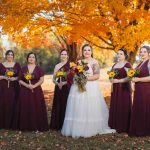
[61,44,115,138]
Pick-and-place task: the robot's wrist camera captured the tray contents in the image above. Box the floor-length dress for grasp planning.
[50,62,70,130]
[109,62,132,133]
[16,65,48,131]
[0,62,21,129]
[129,60,150,136]
[61,60,115,138]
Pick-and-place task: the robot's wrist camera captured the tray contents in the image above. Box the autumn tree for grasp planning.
[0,0,150,63]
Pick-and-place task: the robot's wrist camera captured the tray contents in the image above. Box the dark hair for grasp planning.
[59,48,68,55]
[118,48,128,59]
[140,46,150,54]
[26,52,37,62]
[82,44,93,58]
[5,50,14,58]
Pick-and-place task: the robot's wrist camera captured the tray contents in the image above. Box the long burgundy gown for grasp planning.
[109,62,132,133]
[129,60,150,136]
[0,62,21,129]
[16,65,48,131]
[50,62,70,130]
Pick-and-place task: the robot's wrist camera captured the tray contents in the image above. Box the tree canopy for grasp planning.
[0,0,150,63]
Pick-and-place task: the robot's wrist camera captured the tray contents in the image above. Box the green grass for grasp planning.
[1,93,150,150]
[0,129,150,150]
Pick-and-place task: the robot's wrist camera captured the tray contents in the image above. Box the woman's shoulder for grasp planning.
[14,62,21,67]
[21,65,27,70]
[55,62,62,68]
[125,61,132,68]
[35,65,43,70]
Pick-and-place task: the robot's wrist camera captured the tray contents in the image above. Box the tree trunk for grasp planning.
[128,45,139,65]
[67,42,78,62]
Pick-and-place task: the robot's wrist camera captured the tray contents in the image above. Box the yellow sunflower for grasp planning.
[108,71,116,78]
[127,69,136,78]
[56,71,64,77]
[6,70,14,77]
[24,73,32,80]
[70,62,77,68]
[77,65,84,73]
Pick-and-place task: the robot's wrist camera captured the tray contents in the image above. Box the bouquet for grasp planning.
[55,70,67,82]
[127,69,140,79]
[107,69,118,93]
[24,73,34,92]
[5,68,15,88]
[69,60,89,92]
[127,69,140,91]
[107,70,118,79]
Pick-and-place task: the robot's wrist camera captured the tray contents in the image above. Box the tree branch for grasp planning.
[81,36,114,50]
[97,35,113,46]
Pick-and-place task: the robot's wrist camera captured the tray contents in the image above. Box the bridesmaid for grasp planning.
[108,48,132,133]
[129,46,150,136]
[17,52,48,131]
[50,49,70,130]
[0,50,21,129]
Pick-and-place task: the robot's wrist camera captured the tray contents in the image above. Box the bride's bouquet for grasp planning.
[69,60,89,92]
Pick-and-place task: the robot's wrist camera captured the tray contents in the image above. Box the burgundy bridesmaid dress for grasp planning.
[50,62,70,130]
[16,65,48,131]
[109,62,132,133]
[129,60,150,136]
[0,62,21,129]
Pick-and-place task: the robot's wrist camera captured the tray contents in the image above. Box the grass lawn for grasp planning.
[0,73,150,150]
[0,129,150,150]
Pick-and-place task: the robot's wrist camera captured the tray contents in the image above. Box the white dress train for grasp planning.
[61,60,116,138]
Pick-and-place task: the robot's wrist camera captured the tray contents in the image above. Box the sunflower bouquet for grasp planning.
[24,73,34,92]
[5,68,15,88]
[127,69,140,79]
[107,69,118,93]
[70,60,89,92]
[55,69,68,82]
[107,69,118,79]
[127,69,140,92]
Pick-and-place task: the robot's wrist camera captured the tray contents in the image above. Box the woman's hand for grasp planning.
[112,79,120,83]
[9,77,17,81]
[132,77,140,82]
[110,79,123,83]
[0,76,8,80]
[57,82,63,90]
[27,84,34,90]
[57,81,66,90]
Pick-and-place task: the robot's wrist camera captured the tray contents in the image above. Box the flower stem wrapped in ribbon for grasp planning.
[5,69,15,88]
[24,73,34,92]
[107,69,119,93]
[127,69,140,91]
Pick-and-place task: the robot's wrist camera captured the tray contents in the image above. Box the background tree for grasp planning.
[0,0,150,64]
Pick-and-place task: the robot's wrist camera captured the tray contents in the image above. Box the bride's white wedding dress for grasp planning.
[61,59,115,138]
